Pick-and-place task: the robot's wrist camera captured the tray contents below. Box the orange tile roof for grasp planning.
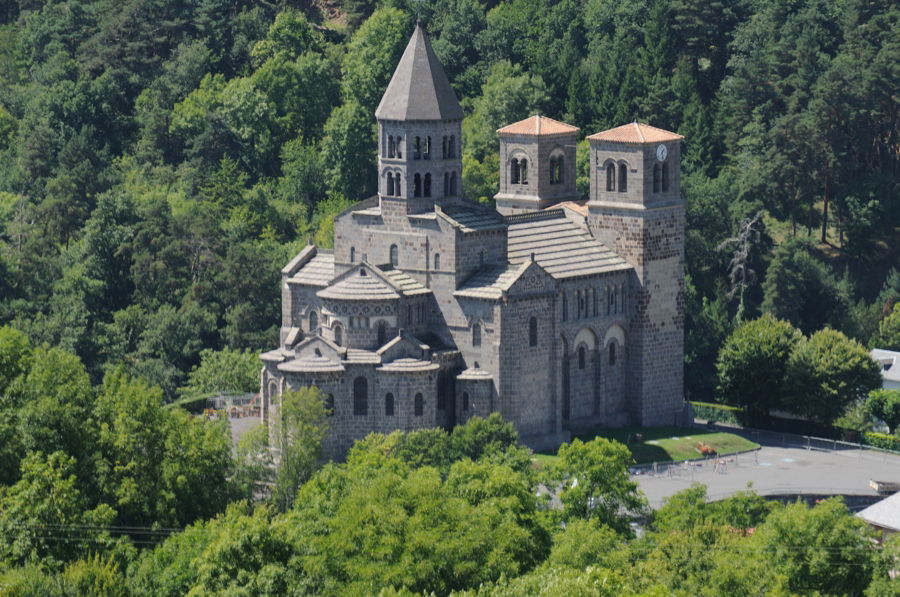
[497,115,580,136]
[587,122,683,144]
[548,201,588,217]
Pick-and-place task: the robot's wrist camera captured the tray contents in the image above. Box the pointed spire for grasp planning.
[375,23,464,121]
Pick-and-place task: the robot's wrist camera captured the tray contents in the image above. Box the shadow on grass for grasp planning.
[534,426,758,466]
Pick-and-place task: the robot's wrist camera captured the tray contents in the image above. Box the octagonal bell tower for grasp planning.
[586,122,685,426]
[375,23,464,217]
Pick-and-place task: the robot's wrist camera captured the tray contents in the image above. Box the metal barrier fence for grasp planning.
[629,426,900,480]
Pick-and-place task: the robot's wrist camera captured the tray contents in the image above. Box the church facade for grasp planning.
[260,24,686,458]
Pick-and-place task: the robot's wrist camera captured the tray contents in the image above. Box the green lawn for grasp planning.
[534,426,759,467]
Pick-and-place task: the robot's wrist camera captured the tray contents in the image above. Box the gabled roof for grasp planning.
[858,491,900,532]
[507,210,631,279]
[587,122,683,144]
[497,115,579,136]
[438,203,506,233]
[317,263,401,301]
[454,263,530,300]
[288,250,334,287]
[375,23,464,121]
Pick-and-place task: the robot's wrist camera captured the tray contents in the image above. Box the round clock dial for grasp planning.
[656,144,668,162]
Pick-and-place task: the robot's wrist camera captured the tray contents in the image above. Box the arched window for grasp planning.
[333,323,343,347]
[394,173,402,196]
[350,247,355,262]
[609,343,617,366]
[396,136,402,158]
[448,136,456,158]
[472,323,481,347]
[510,158,519,184]
[662,163,669,191]
[578,345,586,369]
[377,321,386,346]
[325,393,334,416]
[520,159,528,183]
[529,316,538,347]
[462,392,469,411]
[556,156,564,183]
[424,136,431,159]
[389,244,398,267]
[562,292,568,321]
[434,253,440,270]
[414,136,421,159]
[414,173,421,197]
[592,288,598,316]
[549,157,556,183]
[442,135,447,158]
[353,376,368,416]
[388,135,395,158]
[385,392,394,416]
[443,172,449,196]
[450,171,457,195]
[309,311,318,333]
[653,164,660,193]
[414,393,424,416]
[424,173,431,197]
[606,163,616,191]
[386,172,394,196]
[618,163,627,192]
[479,251,484,266]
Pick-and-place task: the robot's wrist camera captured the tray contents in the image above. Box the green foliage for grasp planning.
[753,498,875,596]
[0,451,116,566]
[341,8,411,113]
[272,387,330,512]
[688,401,742,425]
[872,303,900,351]
[94,369,232,528]
[865,389,900,435]
[762,240,848,334]
[862,432,900,453]
[180,347,261,396]
[786,328,882,424]
[551,437,647,535]
[321,102,376,200]
[0,326,32,395]
[716,313,802,421]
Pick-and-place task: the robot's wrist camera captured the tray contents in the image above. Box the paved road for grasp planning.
[636,444,900,508]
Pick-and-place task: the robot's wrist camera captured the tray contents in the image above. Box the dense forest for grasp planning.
[0,0,897,401]
[0,0,898,593]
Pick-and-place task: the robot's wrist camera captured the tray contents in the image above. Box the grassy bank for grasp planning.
[534,426,759,466]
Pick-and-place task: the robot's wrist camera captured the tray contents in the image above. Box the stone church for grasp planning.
[260,23,686,458]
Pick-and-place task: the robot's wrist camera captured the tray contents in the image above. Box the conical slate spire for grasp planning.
[375,23,464,121]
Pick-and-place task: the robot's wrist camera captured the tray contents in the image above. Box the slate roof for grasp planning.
[497,115,580,136]
[457,367,493,381]
[278,354,345,374]
[289,252,334,287]
[345,349,382,364]
[375,24,464,121]
[317,268,400,301]
[587,122,683,144]
[858,491,900,532]
[454,263,529,300]
[381,268,431,296]
[439,203,506,233]
[379,358,439,372]
[507,210,631,279]
[872,349,900,384]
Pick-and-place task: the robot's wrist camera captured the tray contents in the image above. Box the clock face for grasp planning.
[656,144,668,162]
